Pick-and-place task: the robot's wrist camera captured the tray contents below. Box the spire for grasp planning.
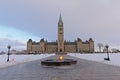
[58,13,63,25]
[59,13,63,22]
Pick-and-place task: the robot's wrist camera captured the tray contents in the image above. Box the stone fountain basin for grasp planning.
[41,59,77,66]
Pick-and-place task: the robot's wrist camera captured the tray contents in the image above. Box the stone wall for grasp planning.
[64,44,77,52]
[27,38,94,53]
[32,45,41,53]
[82,43,90,52]
[45,44,57,53]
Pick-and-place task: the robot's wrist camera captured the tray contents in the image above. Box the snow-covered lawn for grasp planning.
[0,54,55,68]
[1,53,120,68]
[68,53,120,67]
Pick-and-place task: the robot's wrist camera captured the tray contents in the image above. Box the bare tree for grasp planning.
[97,43,103,52]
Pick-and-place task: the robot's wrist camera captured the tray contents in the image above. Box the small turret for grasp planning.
[77,38,82,53]
[77,38,82,42]
[40,38,45,42]
[27,39,32,53]
[89,38,93,42]
[28,39,32,42]
[40,38,45,53]
[89,38,94,53]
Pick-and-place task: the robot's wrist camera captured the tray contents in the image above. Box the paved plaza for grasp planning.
[0,54,120,80]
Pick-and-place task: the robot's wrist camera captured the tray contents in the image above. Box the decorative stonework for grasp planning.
[27,14,94,53]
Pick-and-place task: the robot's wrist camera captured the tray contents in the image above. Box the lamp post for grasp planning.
[104,45,110,61]
[7,45,11,62]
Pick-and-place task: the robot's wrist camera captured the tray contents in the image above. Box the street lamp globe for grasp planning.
[7,45,11,50]
[105,45,109,49]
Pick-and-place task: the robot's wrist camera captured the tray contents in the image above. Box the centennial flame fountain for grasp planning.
[41,54,77,66]
[58,55,63,61]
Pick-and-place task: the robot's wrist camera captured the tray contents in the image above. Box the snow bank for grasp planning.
[1,53,120,68]
[0,54,55,68]
[68,53,120,67]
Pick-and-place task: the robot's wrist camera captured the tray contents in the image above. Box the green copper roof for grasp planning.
[58,13,63,24]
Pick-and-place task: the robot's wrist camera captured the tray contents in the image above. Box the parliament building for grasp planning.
[27,14,94,53]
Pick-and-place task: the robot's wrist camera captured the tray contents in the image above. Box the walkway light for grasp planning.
[104,45,110,61]
[7,45,11,62]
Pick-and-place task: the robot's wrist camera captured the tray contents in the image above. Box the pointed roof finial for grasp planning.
[58,13,63,24]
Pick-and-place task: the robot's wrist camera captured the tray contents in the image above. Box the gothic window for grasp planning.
[59,28,62,31]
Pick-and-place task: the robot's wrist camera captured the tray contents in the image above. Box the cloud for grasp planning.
[0,0,120,49]
[0,25,40,41]
[0,38,26,51]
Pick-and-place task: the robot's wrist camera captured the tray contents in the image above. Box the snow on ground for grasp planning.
[0,54,55,68]
[1,53,120,68]
[68,53,120,67]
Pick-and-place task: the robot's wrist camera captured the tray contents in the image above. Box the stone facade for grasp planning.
[27,14,94,53]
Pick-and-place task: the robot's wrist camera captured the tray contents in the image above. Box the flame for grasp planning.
[58,55,63,61]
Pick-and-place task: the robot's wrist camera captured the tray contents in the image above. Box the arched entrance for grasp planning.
[60,49,62,52]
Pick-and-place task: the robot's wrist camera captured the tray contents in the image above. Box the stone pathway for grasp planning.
[0,54,120,80]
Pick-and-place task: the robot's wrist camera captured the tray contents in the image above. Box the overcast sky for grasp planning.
[0,0,120,51]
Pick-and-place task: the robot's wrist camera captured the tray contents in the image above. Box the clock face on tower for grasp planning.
[59,28,63,34]
[59,22,63,25]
